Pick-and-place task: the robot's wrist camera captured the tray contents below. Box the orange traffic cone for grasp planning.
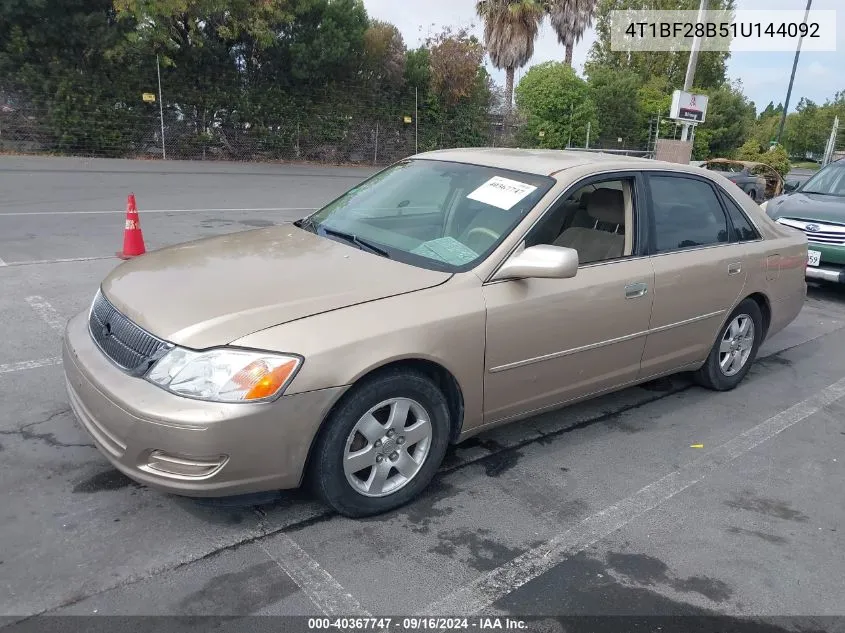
[117,193,146,259]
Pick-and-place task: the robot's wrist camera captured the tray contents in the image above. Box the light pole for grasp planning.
[156,55,166,160]
[681,0,709,142]
[776,0,813,145]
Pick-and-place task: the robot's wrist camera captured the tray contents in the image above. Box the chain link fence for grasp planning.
[0,87,526,165]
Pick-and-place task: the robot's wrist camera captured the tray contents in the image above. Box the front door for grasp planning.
[481,174,655,424]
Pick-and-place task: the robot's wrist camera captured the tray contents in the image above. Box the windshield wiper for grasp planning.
[317,226,391,258]
[293,218,316,232]
[801,190,845,197]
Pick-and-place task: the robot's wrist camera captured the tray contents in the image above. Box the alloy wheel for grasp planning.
[719,314,755,377]
[343,397,433,497]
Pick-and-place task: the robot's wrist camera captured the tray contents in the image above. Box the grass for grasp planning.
[790,161,821,171]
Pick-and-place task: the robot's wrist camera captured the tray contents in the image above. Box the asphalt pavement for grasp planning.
[1,156,845,629]
[785,168,817,186]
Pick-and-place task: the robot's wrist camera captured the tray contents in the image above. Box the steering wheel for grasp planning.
[466,226,499,244]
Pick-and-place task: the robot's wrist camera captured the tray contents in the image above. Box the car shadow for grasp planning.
[807,281,845,306]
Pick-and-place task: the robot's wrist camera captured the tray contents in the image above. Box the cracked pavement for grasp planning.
[2,157,845,626]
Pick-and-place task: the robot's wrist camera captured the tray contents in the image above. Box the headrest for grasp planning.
[587,188,625,225]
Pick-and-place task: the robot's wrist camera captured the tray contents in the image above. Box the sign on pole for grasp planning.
[670,90,708,123]
[142,93,156,103]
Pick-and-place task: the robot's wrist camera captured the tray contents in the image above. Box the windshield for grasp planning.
[299,159,554,272]
[800,161,845,196]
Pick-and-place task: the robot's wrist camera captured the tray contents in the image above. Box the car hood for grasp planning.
[766,192,845,224]
[101,226,451,349]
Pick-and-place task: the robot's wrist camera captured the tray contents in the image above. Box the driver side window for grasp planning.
[525,178,635,265]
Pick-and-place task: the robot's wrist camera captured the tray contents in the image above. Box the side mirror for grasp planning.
[491,244,579,282]
[784,180,800,193]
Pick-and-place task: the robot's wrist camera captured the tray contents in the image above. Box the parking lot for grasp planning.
[2,156,845,626]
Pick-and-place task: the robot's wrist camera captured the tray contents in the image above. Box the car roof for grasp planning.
[411,147,703,178]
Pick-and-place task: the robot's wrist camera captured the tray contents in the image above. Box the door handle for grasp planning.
[728,262,742,275]
[625,282,648,299]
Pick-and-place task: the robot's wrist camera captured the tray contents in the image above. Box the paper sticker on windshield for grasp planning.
[467,177,538,210]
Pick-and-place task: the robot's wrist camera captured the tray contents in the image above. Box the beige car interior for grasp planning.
[526,180,634,265]
[439,177,634,266]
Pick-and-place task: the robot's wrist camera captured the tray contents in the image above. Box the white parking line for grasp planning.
[260,537,371,616]
[25,296,67,332]
[3,256,117,268]
[0,207,314,216]
[423,375,845,616]
[0,357,62,374]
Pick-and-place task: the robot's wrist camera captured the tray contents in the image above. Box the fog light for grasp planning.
[141,450,229,480]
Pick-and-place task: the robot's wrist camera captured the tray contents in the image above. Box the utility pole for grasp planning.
[776,0,813,145]
[822,116,839,166]
[681,0,708,142]
[415,87,419,154]
[655,114,661,149]
[374,121,379,165]
[156,55,166,160]
[586,121,591,149]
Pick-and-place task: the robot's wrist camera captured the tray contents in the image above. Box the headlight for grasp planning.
[146,347,302,403]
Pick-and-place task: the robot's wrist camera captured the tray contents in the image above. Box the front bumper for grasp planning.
[806,265,845,283]
[62,311,345,497]
[806,242,845,283]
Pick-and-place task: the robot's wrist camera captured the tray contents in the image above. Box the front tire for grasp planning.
[309,369,451,518]
[694,299,763,391]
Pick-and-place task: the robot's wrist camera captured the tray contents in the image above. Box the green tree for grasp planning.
[282,0,368,87]
[783,98,834,159]
[636,75,672,121]
[587,67,642,147]
[0,0,148,155]
[734,140,790,176]
[759,101,784,120]
[736,138,762,161]
[695,81,756,158]
[692,128,713,160]
[751,115,780,151]
[546,0,597,66]
[476,0,545,117]
[586,0,733,90]
[404,48,432,92]
[515,62,598,148]
[759,144,791,176]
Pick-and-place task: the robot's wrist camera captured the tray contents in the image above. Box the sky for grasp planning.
[362,0,845,114]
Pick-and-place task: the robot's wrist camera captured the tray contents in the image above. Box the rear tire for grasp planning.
[694,299,763,391]
[309,369,450,518]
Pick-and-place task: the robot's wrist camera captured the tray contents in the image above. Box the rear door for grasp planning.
[639,172,749,377]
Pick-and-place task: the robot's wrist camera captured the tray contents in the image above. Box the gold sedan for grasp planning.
[63,149,808,517]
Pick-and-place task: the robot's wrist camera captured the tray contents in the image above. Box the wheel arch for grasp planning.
[300,357,466,486]
[744,291,772,340]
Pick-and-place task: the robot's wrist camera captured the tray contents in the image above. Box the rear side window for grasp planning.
[648,175,730,253]
[722,195,761,242]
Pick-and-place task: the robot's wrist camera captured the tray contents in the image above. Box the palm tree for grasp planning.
[476,0,545,118]
[546,0,597,67]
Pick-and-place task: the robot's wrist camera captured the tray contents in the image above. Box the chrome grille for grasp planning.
[88,291,168,374]
[777,217,845,245]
